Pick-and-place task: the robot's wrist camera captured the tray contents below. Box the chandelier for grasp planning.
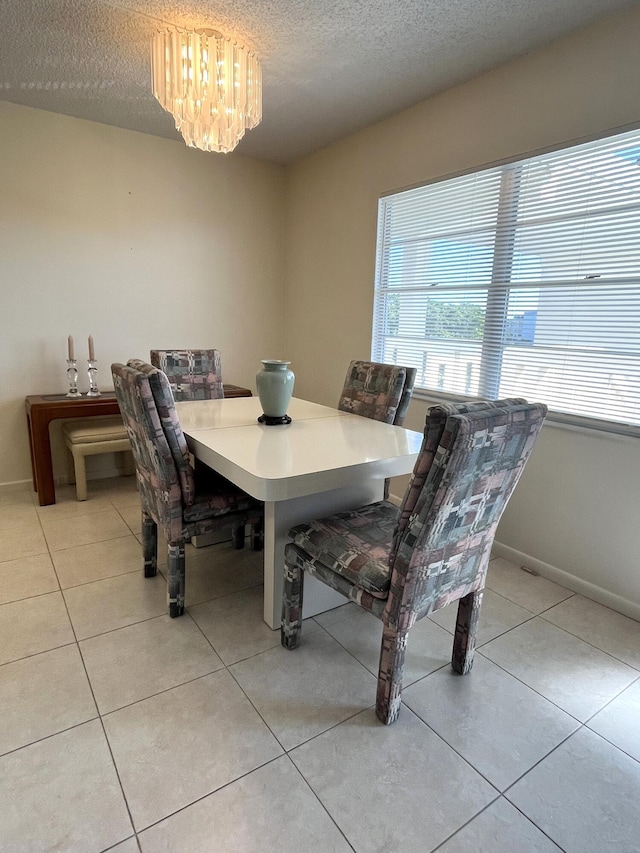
[151,26,262,154]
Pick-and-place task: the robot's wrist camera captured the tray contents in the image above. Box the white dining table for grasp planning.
[176,396,423,629]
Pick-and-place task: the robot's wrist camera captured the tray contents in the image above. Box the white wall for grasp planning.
[284,6,640,615]
[0,102,285,485]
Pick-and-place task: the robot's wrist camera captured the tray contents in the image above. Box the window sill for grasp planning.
[412,388,640,443]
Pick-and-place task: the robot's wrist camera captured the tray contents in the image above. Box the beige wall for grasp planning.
[0,102,285,485]
[284,6,640,615]
[2,6,639,614]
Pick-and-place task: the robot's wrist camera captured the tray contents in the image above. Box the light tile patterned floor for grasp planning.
[1,477,640,852]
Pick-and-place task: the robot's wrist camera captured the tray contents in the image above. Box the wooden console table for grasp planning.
[26,385,252,506]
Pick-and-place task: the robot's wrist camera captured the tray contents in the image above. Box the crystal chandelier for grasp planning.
[151,27,262,154]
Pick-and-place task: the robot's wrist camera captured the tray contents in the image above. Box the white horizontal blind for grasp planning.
[372,128,640,433]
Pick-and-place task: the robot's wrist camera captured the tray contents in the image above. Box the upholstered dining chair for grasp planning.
[338,360,416,426]
[139,356,262,550]
[111,361,262,617]
[282,398,547,724]
[339,360,417,499]
[150,349,223,401]
[392,366,417,427]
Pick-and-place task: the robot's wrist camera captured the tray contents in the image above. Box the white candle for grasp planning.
[68,335,74,361]
[88,335,95,361]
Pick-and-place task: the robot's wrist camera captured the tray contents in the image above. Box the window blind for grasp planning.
[372,128,640,434]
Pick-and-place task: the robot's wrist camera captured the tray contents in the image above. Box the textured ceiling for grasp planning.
[0,0,635,164]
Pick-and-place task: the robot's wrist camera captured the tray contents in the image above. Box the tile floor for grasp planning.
[1,476,640,852]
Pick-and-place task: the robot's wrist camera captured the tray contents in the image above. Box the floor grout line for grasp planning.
[1,480,640,851]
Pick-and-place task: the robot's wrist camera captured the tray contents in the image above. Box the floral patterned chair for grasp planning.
[338,360,416,425]
[150,349,223,401]
[282,398,547,724]
[111,362,262,617]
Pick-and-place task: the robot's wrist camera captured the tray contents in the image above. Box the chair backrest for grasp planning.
[392,397,527,549]
[127,359,195,506]
[150,349,223,401]
[386,401,547,632]
[338,360,407,424]
[393,367,417,427]
[111,363,184,542]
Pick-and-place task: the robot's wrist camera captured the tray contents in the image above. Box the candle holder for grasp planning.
[66,359,82,397]
[86,359,102,397]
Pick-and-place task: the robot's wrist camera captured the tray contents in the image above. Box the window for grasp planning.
[372,128,640,435]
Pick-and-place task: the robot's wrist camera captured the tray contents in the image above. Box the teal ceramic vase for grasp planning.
[256,360,295,423]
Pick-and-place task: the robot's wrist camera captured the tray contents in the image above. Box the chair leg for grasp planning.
[452,589,483,674]
[281,556,304,649]
[167,543,185,618]
[233,523,246,549]
[376,624,409,725]
[141,510,157,578]
[250,517,264,552]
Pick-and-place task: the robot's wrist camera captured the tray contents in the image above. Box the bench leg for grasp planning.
[72,449,88,501]
[123,450,135,476]
[65,446,76,488]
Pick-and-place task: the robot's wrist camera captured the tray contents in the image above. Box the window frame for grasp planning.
[371,123,640,440]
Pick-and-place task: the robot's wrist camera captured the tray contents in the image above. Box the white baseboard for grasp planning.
[54,465,127,486]
[0,479,32,494]
[492,540,640,623]
[388,492,640,623]
[1,469,126,495]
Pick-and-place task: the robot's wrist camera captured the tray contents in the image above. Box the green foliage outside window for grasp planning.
[425,298,485,340]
